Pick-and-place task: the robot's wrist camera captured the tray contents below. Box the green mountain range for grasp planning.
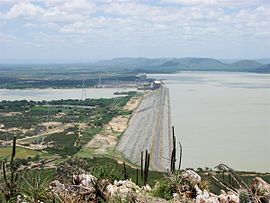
[93,57,270,73]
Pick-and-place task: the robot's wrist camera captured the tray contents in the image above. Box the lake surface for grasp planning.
[0,88,136,101]
[149,72,270,172]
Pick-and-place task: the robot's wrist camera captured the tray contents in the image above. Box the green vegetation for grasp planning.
[0,139,269,202]
[66,157,165,186]
[79,127,102,146]
[1,57,269,89]
[43,127,80,157]
[0,147,42,160]
[0,64,138,89]
[0,58,269,90]
[152,179,174,200]
[0,95,134,160]
[20,170,54,203]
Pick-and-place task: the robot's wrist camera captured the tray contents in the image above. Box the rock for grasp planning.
[142,184,152,192]
[49,180,67,193]
[182,170,202,185]
[106,179,141,199]
[194,184,219,203]
[251,177,270,203]
[72,173,97,188]
[218,190,239,203]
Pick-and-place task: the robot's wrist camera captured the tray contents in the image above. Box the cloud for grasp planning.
[4,2,44,19]
[61,0,96,12]
[161,0,270,7]
[0,0,269,59]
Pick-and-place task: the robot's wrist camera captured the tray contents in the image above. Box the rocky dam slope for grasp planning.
[117,86,172,171]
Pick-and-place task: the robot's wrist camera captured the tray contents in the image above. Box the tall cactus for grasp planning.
[2,136,19,201]
[170,126,176,173]
[123,161,127,180]
[143,150,150,185]
[136,168,139,185]
[140,151,144,180]
[178,141,182,171]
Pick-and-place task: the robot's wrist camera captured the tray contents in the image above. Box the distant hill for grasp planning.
[232,60,262,69]
[92,57,269,73]
[1,57,269,73]
[253,64,270,73]
[254,58,270,64]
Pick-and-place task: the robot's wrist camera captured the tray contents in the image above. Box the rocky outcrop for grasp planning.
[48,173,163,202]
[16,170,270,203]
[172,170,239,203]
[251,177,270,203]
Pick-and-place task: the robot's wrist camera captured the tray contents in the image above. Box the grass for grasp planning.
[75,148,96,158]
[79,127,102,146]
[0,146,42,160]
[72,157,165,187]
[43,127,80,157]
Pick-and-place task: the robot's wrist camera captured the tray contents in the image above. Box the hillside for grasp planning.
[91,57,270,73]
[253,64,270,73]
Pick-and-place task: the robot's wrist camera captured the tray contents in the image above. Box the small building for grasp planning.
[137,80,163,90]
[152,80,162,89]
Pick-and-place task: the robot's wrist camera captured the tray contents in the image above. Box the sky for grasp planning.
[0,0,270,62]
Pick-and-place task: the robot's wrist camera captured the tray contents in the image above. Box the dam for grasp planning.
[117,86,172,171]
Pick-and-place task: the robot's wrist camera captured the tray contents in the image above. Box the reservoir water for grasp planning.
[0,88,136,101]
[149,72,270,172]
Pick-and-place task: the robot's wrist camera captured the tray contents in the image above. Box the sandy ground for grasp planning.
[85,95,142,154]
[124,96,143,111]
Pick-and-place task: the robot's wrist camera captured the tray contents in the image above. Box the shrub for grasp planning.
[239,189,249,203]
[91,164,124,182]
[152,180,173,200]
[20,170,54,203]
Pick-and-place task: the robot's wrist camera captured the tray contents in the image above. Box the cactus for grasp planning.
[136,168,139,185]
[143,150,150,185]
[141,151,144,180]
[1,136,20,201]
[239,189,249,203]
[178,141,182,171]
[123,161,127,180]
[170,126,176,173]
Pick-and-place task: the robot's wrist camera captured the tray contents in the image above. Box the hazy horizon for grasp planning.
[1,0,270,61]
[1,57,270,65]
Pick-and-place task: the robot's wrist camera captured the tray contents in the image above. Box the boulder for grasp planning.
[251,177,270,203]
[72,173,98,188]
[106,179,141,201]
[182,170,202,185]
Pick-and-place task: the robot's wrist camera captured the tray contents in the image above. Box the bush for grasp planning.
[239,189,249,203]
[152,180,174,200]
[20,170,54,203]
[91,164,124,182]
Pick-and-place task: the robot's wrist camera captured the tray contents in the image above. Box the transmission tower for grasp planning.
[81,79,87,100]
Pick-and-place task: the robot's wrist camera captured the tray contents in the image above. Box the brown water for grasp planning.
[149,72,270,172]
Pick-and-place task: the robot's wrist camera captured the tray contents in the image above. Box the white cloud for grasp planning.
[61,0,96,12]
[0,0,269,59]
[42,6,87,22]
[161,0,270,7]
[4,2,44,19]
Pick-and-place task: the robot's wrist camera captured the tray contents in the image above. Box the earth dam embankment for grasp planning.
[117,86,172,171]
